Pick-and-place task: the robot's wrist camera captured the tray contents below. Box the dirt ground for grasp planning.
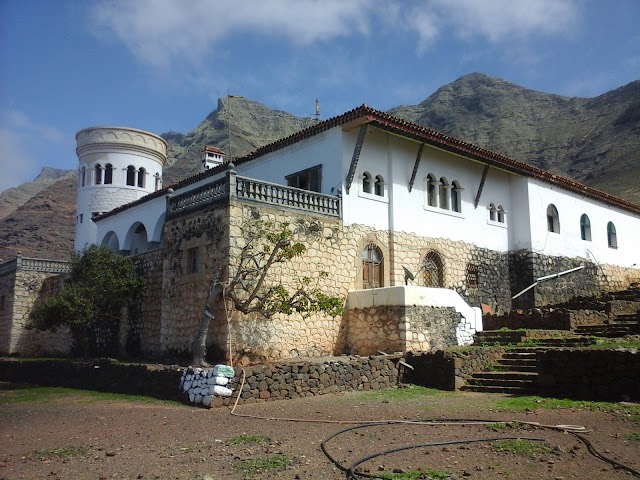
[1,383,639,480]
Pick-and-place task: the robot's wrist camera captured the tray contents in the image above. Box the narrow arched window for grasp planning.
[427,174,437,207]
[137,167,146,188]
[362,172,372,194]
[451,181,462,213]
[580,214,591,241]
[126,166,136,186]
[104,163,113,184]
[155,173,162,191]
[607,222,617,248]
[375,175,384,196]
[439,177,448,209]
[80,167,86,187]
[547,204,560,233]
[95,164,102,185]
[362,243,383,288]
[423,251,444,288]
[489,203,497,221]
[497,205,506,223]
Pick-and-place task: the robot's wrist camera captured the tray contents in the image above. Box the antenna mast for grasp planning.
[314,98,320,121]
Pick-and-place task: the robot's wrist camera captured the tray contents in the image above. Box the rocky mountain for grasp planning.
[389,73,640,203]
[0,167,75,220]
[1,74,638,262]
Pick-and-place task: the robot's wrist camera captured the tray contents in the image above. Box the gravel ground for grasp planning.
[1,383,639,480]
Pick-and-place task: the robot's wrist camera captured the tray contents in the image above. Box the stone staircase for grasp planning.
[574,312,640,338]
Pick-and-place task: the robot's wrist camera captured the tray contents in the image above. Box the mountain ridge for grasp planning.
[1,73,638,262]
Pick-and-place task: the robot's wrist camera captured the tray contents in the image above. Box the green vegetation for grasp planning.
[378,469,451,479]
[235,454,294,478]
[359,385,452,402]
[625,432,640,441]
[226,434,271,446]
[587,340,640,349]
[494,395,640,416]
[491,439,552,457]
[0,383,181,406]
[29,446,88,460]
[485,421,528,432]
[29,245,144,357]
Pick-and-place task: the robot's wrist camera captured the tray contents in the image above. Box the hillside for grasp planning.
[1,74,638,262]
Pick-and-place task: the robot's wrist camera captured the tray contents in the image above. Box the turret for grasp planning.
[74,127,168,251]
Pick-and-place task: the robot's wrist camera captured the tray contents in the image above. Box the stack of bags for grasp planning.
[179,364,235,407]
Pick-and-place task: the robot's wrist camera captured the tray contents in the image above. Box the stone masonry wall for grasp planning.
[130,249,164,358]
[6,271,72,356]
[537,349,640,401]
[345,305,462,355]
[0,267,17,355]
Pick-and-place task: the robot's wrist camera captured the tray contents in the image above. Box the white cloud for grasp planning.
[0,128,39,193]
[0,111,68,193]
[90,0,373,69]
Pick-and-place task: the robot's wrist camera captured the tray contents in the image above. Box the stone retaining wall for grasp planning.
[483,308,609,331]
[537,349,640,401]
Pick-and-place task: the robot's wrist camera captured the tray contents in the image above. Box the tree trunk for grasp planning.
[191,284,222,366]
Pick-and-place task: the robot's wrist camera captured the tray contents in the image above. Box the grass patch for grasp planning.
[235,454,293,478]
[491,439,552,457]
[226,434,271,446]
[485,421,528,432]
[493,396,640,416]
[29,446,88,460]
[587,340,640,350]
[0,382,181,406]
[626,432,640,441]
[359,385,452,402]
[378,469,451,479]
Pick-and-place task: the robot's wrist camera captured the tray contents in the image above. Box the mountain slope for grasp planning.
[1,74,638,262]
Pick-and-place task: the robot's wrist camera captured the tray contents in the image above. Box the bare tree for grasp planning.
[192,219,343,366]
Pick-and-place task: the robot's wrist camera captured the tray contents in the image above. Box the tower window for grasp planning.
[362,172,372,194]
[126,166,136,186]
[104,163,113,184]
[374,175,385,196]
[95,164,102,185]
[137,167,146,188]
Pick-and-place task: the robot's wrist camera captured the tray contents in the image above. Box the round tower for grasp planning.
[74,127,168,251]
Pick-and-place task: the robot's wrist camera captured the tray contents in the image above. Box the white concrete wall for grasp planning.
[525,179,640,267]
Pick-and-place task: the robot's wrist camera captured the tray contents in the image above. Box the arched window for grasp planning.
[375,175,385,196]
[451,181,462,213]
[607,222,617,248]
[439,177,448,209]
[137,167,146,188]
[423,251,444,288]
[580,214,591,241]
[95,164,102,185]
[362,172,372,194]
[155,173,162,192]
[426,174,437,207]
[362,243,384,289]
[489,203,497,221]
[80,167,86,187]
[547,204,560,233]
[497,205,506,223]
[126,166,136,186]
[104,163,113,184]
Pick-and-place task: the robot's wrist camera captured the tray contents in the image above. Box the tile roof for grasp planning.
[97,104,640,220]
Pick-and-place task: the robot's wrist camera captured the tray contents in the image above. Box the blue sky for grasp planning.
[1,0,639,193]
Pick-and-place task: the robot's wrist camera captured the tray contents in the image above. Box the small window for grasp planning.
[375,175,385,196]
[286,165,321,192]
[426,174,437,207]
[439,177,448,209]
[155,173,162,192]
[547,204,560,233]
[423,251,444,288]
[0,295,5,311]
[451,181,462,213]
[126,166,136,186]
[466,264,479,289]
[187,247,199,274]
[497,205,506,223]
[362,172,372,194]
[95,164,102,185]
[137,167,146,188]
[607,222,617,248]
[79,214,83,224]
[362,243,383,288]
[580,214,591,241]
[80,167,86,187]
[104,163,113,184]
[489,203,497,221]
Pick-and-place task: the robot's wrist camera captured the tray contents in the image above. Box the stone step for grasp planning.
[471,371,538,381]
[530,338,596,347]
[465,377,537,389]
[502,352,536,359]
[460,384,538,395]
[495,360,537,372]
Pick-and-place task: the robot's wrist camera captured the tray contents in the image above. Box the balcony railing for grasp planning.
[167,167,340,218]
[0,256,70,276]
